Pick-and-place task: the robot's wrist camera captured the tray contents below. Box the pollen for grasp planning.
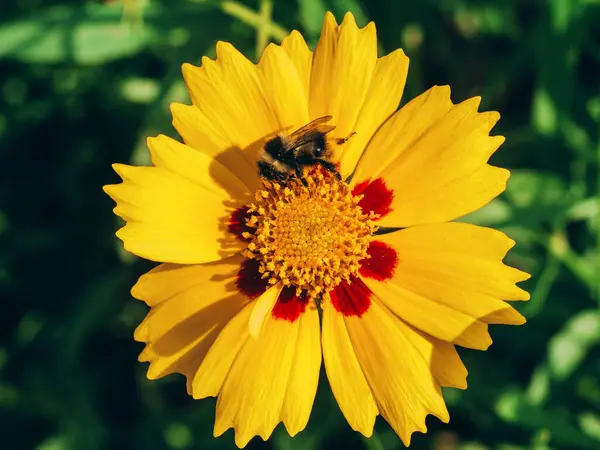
[242,170,378,300]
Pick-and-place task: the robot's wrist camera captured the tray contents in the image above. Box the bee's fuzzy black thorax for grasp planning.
[257,116,350,186]
[264,136,285,159]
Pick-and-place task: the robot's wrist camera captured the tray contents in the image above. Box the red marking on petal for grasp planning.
[228,206,252,240]
[330,276,371,317]
[352,178,394,219]
[359,240,398,281]
[272,286,309,322]
[236,258,269,299]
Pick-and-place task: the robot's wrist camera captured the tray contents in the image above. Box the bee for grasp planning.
[258,116,355,186]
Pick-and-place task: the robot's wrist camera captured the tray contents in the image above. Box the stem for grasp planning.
[546,231,596,292]
[220,0,288,42]
[526,251,561,317]
[361,432,385,450]
[256,0,273,58]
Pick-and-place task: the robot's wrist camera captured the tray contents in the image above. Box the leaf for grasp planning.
[579,412,600,441]
[273,426,320,450]
[532,87,558,135]
[550,0,582,33]
[504,170,572,227]
[330,0,369,27]
[451,2,517,37]
[459,198,512,226]
[298,0,328,41]
[556,248,598,291]
[548,310,600,380]
[361,433,385,450]
[0,3,157,64]
[506,171,567,209]
[496,389,600,448]
[566,198,600,222]
[163,423,192,449]
[525,364,551,406]
[587,97,600,122]
[36,435,70,450]
[120,77,160,104]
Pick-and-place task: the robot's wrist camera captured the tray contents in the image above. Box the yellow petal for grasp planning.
[131,256,248,386]
[352,85,453,182]
[170,103,261,192]
[281,30,313,101]
[391,220,518,259]
[285,13,380,172]
[384,162,509,228]
[340,48,409,178]
[309,12,339,120]
[103,164,245,264]
[352,87,508,226]
[258,44,309,131]
[377,321,468,389]
[134,255,246,345]
[427,336,468,389]
[192,301,254,400]
[249,283,283,339]
[182,42,278,151]
[131,263,200,306]
[343,297,449,446]
[326,14,377,141]
[193,300,321,446]
[322,299,378,436]
[147,134,250,200]
[370,223,529,349]
[170,102,229,152]
[364,278,493,350]
[379,222,530,301]
[214,313,300,448]
[280,306,321,436]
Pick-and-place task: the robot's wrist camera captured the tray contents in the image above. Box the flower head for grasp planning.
[104,12,530,448]
[241,171,377,299]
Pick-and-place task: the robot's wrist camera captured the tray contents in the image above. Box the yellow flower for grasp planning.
[104,11,530,448]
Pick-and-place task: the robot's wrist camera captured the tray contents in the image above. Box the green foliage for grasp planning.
[0,0,598,450]
[0,3,156,64]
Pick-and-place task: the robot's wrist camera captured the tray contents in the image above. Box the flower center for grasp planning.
[241,170,378,299]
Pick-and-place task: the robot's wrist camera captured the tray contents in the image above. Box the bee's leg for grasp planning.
[275,170,289,182]
[335,131,356,145]
[317,160,342,180]
[295,165,309,187]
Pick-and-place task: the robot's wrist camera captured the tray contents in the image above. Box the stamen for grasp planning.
[241,170,378,300]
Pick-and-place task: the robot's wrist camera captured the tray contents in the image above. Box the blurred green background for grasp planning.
[1,0,599,449]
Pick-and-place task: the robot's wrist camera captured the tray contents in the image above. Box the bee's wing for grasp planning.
[286,130,332,151]
[286,116,336,148]
[289,116,335,139]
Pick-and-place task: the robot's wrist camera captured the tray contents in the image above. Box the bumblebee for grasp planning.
[258,116,354,186]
